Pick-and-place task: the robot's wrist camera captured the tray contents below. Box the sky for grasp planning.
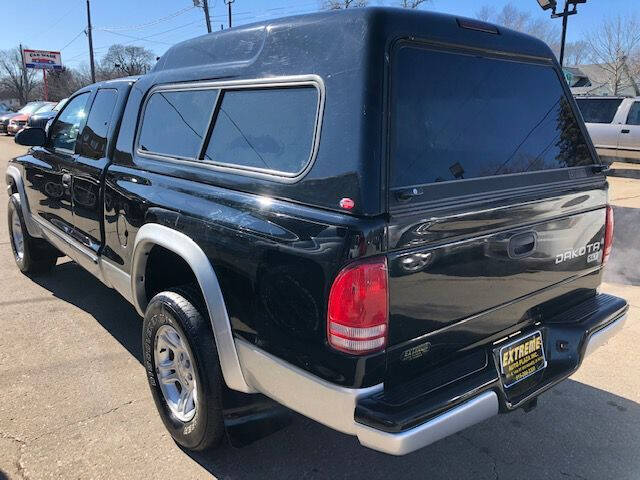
[2,0,638,69]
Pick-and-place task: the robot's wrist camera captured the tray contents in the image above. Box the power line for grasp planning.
[94,6,196,32]
[30,4,79,43]
[101,30,174,46]
[60,30,86,51]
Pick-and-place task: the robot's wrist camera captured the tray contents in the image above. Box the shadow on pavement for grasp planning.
[609,168,640,180]
[29,261,640,479]
[31,261,143,363]
[604,206,640,286]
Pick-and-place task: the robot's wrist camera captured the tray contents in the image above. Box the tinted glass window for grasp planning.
[391,46,594,188]
[78,89,118,159]
[34,103,55,114]
[19,102,45,114]
[139,89,218,158]
[575,98,623,124]
[50,93,90,151]
[205,87,318,175]
[626,102,640,126]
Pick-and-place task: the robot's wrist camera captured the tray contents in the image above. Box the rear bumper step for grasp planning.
[236,293,627,456]
[354,293,628,455]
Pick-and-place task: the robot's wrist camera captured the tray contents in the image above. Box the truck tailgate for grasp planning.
[385,186,607,381]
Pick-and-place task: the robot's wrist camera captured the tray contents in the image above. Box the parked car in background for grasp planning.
[7,101,56,136]
[26,98,68,130]
[0,101,48,135]
[0,104,13,114]
[575,96,640,164]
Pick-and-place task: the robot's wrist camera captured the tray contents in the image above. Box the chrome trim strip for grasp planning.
[6,165,42,238]
[235,338,383,435]
[31,215,107,283]
[584,313,627,358]
[135,74,325,183]
[132,223,253,393]
[355,392,499,456]
[32,215,98,263]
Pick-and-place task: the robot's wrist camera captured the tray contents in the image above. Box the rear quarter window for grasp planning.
[204,87,319,176]
[391,45,594,188]
[575,98,623,124]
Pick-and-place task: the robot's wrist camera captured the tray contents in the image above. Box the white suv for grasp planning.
[575,96,640,164]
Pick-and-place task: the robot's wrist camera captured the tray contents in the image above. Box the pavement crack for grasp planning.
[32,398,145,442]
[560,471,587,480]
[457,432,499,480]
[0,430,28,480]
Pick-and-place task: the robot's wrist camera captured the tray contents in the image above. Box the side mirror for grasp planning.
[15,127,46,147]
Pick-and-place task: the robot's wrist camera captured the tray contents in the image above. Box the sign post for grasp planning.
[21,49,62,102]
[43,69,48,101]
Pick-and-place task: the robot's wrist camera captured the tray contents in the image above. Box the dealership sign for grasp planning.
[22,49,62,70]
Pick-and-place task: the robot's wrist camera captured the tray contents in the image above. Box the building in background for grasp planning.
[567,64,640,97]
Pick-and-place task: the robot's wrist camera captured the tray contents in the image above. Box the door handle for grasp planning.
[61,173,71,188]
[508,232,537,258]
[621,129,630,134]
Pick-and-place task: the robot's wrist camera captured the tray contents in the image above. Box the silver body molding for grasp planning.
[131,223,254,393]
[5,167,252,393]
[235,338,383,435]
[235,338,499,455]
[236,313,629,455]
[6,165,42,238]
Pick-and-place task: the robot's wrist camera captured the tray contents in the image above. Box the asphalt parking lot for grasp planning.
[0,135,639,480]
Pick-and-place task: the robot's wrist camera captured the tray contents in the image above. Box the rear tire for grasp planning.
[8,193,58,274]
[142,286,225,451]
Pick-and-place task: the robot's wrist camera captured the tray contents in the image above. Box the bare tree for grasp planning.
[475,5,495,22]
[44,67,87,100]
[100,44,155,77]
[563,40,589,66]
[475,3,560,56]
[0,47,40,104]
[586,15,640,95]
[400,0,430,8]
[323,0,367,9]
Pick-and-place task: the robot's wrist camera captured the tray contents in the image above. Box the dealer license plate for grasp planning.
[498,331,547,388]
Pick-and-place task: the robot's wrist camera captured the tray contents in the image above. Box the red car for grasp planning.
[7,102,56,135]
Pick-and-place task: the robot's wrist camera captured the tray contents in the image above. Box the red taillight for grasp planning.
[603,205,614,265]
[327,257,388,354]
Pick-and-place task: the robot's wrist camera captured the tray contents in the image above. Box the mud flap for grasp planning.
[222,385,292,448]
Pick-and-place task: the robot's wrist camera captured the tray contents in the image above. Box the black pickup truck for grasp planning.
[7,8,628,455]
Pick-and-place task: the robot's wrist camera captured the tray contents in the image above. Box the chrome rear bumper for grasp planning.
[235,300,628,455]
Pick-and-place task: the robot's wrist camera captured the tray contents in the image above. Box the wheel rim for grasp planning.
[154,325,198,422]
[10,208,24,260]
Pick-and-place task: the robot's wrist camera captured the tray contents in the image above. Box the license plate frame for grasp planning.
[498,330,547,388]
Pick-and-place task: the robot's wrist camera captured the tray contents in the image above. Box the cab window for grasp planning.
[78,89,118,159]
[626,102,640,126]
[50,93,90,151]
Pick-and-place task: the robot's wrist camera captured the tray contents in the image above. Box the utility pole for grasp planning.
[557,1,570,67]
[203,0,212,33]
[537,0,587,67]
[86,0,96,83]
[225,0,235,29]
[19,43,28,104]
